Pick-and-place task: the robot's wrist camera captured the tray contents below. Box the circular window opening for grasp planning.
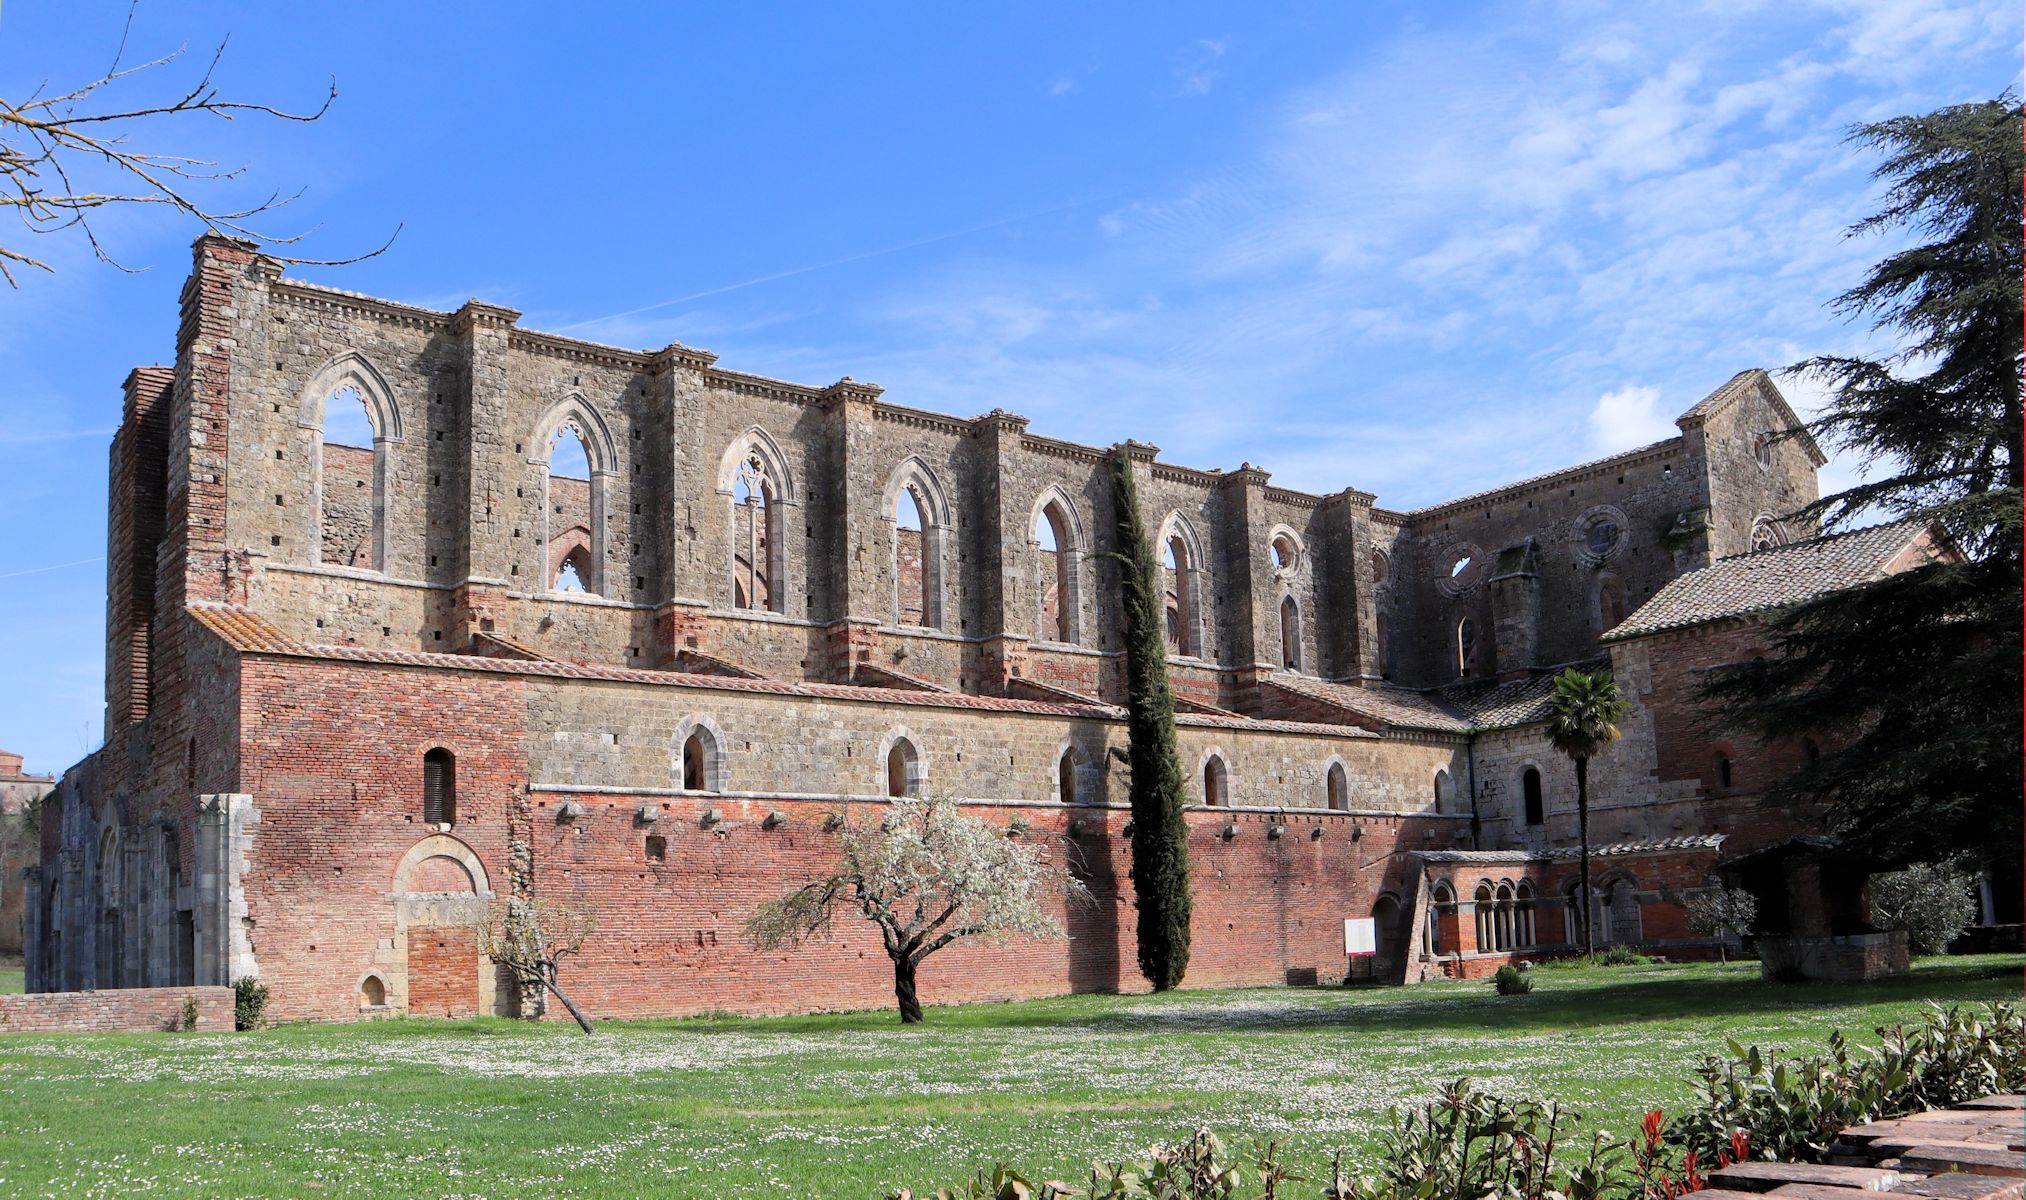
[1753,432,1774,470]
[1585,518,1621,557]
[1271,533,1300,575]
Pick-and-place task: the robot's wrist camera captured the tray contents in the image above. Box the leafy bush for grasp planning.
[899,1005,2022,1196]
[233,976,269,1031]
[1599,945,1648,967]
[1666,1001,2025,1163]
[179,995,199,1031]
[1494,965,1533,995]
[1869,862,1979,954]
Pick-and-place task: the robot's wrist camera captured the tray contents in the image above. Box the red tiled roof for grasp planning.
[185,603,1377,739]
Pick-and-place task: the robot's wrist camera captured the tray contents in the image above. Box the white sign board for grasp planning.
[1343,917,1376,956]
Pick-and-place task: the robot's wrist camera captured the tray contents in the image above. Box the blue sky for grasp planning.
[0,0,2017,775]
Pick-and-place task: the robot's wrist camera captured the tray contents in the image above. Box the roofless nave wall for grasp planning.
[120,237,1820,721]
[27,235,1831,1021]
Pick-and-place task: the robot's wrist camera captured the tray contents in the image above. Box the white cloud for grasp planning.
[1590,385,1676,454]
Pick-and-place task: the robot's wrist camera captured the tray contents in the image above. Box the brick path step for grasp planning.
[1890,1174,2025,1200]
[1710,1163,1903,1192]
[1894,1146,2026,1179]
[1960,1098,2026,1112]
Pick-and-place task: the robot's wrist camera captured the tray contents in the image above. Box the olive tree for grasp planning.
[1683,885,1758,965]
[1869,861,1979,955]
[473,896,597,1035]
[747,797,1089,1023]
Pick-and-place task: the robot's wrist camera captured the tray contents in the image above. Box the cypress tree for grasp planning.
[1109,446,1192,990]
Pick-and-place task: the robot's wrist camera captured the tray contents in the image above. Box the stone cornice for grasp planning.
[1402,438,1685,525]
[1020,434,1108,465]
[508,328,649,371]
[873,401,970,435]
[648,342,720,373]
[707,368,824,407]
[271,281,451,333]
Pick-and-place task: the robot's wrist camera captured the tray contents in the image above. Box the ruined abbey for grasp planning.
[23,235,1949,1021]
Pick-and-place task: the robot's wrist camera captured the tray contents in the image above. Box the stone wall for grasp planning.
[0,986,233,1033]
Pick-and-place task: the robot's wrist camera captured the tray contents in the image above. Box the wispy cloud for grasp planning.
[1176,38,1227,97]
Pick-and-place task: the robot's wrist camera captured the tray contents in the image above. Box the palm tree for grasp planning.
[1547,668,1631,959]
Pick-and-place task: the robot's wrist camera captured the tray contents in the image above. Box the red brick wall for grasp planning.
[235,658,527,1022]
[0,986,233,1033]
[226,655,1448,1021]
[407,927,479,1018]
[1626,624,1830,855]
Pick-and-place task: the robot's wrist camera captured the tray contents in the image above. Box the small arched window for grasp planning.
[1473,882,1496,952]
[1057,749,1077,805]
[1802,738,1821,766]
[1456,616,1477,677]
[1202,754,1229,806]
[886,738,921,798]
[1516,882,1537,947]
[361,975,386,1007]
[1433,768,1452,813]
[1714,753,1734,790]
[1280,596,1302,671]
[1326,762,1348,811]
[555,544,591,593]
[1522,767,1544,826]
[422,748,456,825]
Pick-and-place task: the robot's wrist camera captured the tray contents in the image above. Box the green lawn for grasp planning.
[0,956,2016,1198]
[0,958,20,996]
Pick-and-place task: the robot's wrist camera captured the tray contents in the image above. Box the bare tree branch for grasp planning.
[0,3,395,285]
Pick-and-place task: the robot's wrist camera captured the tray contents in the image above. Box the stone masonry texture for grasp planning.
[20,235,1890,1024]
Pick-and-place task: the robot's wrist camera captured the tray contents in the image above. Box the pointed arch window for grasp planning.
[1326,762,1349,811]
[1597,573,1628,632]
[731,452,778,612]
[1032,493,1084,645]
[1057,748,1078,805]
[885,460,951,630]
[1160,516,1205,657]
[1456,616,1477,677]
[674,719,724,793]
[543,421,601,595]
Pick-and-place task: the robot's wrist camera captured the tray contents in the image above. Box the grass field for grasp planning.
[0,955,2016,1199]
[0,958,21,996]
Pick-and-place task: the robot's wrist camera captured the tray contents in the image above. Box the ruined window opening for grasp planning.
[1433,768,1452,813]
[886,738,921,798]
[1455,616,1477,677]
[555,546,591,593]
[1750,517,1784,553]
[1802,738,1821,765]
[731,453,778,613]
[1326,762,1348,811]
[893,486,932,628]
[1368,548,1389,588]
[1057,748,1077,805]
[360,975,386,1007]
[1202,754,1229,806]
[1584,517,1622,558]
[1714,753,1733,790]
[1597,573,1628,632]
[1279,595,1302,671]
[1270,532,1299,575]
[644,835,667,861]
[545,423,598,595]
[1522,767,1544,826]
[1163,536,1198,656]
[1034,500,1076,644]
[422,747,456,825]
[319,385,381,570]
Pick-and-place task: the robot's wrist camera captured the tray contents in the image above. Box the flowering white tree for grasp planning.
[1683,885,1757,966]
[747,797,1087,1023]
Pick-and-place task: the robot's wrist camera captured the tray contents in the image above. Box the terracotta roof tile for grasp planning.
[1414,834,1726,864]
[1264,673,1471,733]
[186,603,1376,738]
[1607,522,1932,640]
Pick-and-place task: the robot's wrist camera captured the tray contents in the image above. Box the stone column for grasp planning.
[973,410,1031,694]
[194,793,259,987]
[820,378,888,679]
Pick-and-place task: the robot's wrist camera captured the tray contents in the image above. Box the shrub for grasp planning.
[1869,862,1979,955]
[1666,1001,2025,1163]
[1600,945,1648,967]
[1494,965,1533,995]
[233,976,270,1031]
[179,995,199,1031]
[1683,886,1757,965]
